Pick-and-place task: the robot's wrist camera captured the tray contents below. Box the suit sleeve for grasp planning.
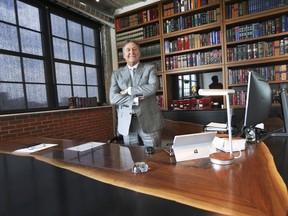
[130,64,159,97]
[109,71,133,106]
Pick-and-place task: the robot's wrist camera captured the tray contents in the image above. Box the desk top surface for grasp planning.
[0,136,287,216]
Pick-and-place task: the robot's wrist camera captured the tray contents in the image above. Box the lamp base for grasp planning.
[209,152,234,165]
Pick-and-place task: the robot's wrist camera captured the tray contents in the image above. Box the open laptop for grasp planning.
[172,132,217,162]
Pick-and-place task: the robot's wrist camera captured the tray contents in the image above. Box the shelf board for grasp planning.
[226,55,288,67]
[117,36,160,49]
[163,22,221,39]
[225,6,288,26]
[162,2,220,20]
[165,44,222,56]
[165,63,223,74]
[116,19,160,33]
[226,32,288,46]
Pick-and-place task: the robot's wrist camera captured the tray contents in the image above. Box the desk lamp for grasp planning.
[198,89,235,165]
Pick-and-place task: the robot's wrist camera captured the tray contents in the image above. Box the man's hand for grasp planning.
[120,89,127,95]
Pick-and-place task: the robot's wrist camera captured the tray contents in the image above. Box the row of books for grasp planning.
[118,44,161,61]
[170,98,212,110]
[228,65,288,85]
[164,30,221,53]
[230,91,247,106]
[115,7,159,31]
[226,15,288,42]
[163,9,220,34]
[116,24,160,46]
[156,95,164,108]
[165,49,221,70]
[68,97,98,108]
[226,39,288,62]
[162,0,219,17]
[230,87,284,105]
[225,0,288,19]
[116,27,144,45]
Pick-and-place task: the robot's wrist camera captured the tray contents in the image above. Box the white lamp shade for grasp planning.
[198,89,235,96]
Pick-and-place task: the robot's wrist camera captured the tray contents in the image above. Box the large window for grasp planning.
[0,0,103,113]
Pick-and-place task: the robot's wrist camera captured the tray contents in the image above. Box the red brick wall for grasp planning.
[0,106,114,142]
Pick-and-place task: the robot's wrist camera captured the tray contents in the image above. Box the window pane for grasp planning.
[71,65,85,84]
[20,28,43,55]
[83,26,94,46]
[55,62,70,84]
[68,20,82,42]
[84,46,95,65]
[57,85,72,106]
[0,0,16,23]
[17,1,40,31]
[0,83,25,110]
[86,67,97,85]
[69,42,83,62]
[73,86,86,97]
[26,84,47,108]
[53,37,68,60]
[0,22,19,51]
[0,54,22,81]
[88,86,98,98]
[50,14,67,38]
[23,58,45,83]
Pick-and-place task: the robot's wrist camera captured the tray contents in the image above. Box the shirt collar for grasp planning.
[127,62,139,70]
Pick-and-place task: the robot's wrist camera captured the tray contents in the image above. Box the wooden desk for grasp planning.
[0,137,287,216]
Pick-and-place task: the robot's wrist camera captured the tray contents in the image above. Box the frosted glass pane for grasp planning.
[23,58,45,83]
[57,85,72,106]
[0,54,22,81]
[55,62,70,84]
[50,14,67,38]
[84,46,95,65]
[0,83,25,110]
[53,37,68,60]
[83,26,94,46]
[20,29,43,55]
[68,20,82,43]
[86,67,97,85]
[71,65,85,84]
[69,42,83,62]
[17,1,40,31]
[0,22,19,51]
[0,0,16,23]
[26,84,47,108]
[73,86,86,97]
[88,86,98,98]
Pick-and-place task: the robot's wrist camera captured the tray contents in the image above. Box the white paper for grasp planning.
[212,136,246,152]
[13,143,58,154]
[206,122,227,128]
[67,142,106,152]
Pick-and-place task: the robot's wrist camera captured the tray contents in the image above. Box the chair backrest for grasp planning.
[161,119,204,146]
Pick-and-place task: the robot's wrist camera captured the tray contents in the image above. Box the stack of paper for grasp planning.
[13,143,58,154]
[204,122,227,132]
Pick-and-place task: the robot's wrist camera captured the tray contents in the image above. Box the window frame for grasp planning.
[0,0,105,115]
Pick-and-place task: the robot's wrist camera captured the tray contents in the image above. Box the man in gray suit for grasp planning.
[109,39,164,147]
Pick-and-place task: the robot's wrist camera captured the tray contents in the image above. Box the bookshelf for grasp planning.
[224,0,288,106]
[114,0,288,110]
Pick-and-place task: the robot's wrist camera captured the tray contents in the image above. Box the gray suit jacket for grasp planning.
[109,63,164,136]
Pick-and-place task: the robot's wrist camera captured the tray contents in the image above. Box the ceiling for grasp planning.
[50,0,147,26]
[76,0,146,16]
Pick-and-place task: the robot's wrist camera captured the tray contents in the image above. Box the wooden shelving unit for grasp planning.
[114,0,288,110]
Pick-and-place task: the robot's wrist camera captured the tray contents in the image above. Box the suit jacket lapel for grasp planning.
[133,63,144,86]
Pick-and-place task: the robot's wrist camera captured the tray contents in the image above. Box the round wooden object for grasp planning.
[210,152,234,165]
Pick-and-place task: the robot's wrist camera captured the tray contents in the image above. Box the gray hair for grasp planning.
[122,39,141,53]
